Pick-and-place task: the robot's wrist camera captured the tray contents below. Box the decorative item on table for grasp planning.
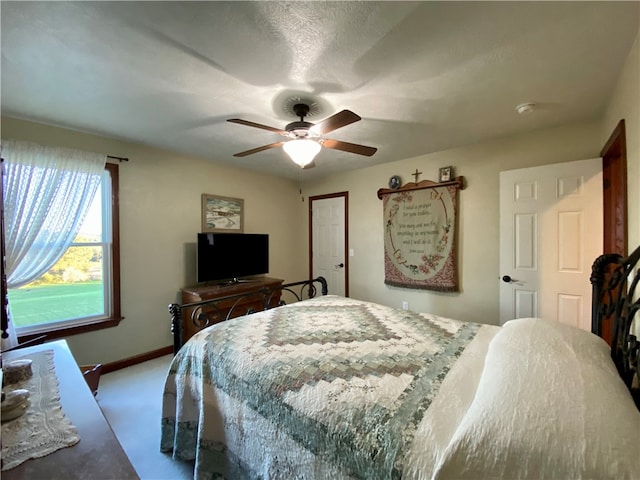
[439,166,453,182]
[1,388,30,422]
[3,359,33,386]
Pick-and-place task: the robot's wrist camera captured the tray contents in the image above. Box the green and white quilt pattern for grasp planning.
[161,296,479,480]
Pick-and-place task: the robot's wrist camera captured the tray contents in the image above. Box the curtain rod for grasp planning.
[107,155,129,162]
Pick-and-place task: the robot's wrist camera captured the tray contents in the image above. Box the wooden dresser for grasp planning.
[180,276,284,343]
[2,340,138,479]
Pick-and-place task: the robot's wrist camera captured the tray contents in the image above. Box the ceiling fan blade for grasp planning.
[227,118,288,136]
[233,142,284,157]
[321,139,377,156]
[310,110,361,135]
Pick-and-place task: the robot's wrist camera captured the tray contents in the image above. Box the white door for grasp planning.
[311,195,347,296]
[499,158,602,330]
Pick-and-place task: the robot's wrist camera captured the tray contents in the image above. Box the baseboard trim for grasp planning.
[102,345,173,374]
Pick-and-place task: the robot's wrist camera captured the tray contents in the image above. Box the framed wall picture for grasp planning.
[201,194,244,233]
[439,166,453,182]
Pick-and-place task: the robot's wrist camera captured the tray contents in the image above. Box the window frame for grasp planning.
[17,162,122,343]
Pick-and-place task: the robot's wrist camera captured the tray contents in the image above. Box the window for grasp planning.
[8,163,121,341]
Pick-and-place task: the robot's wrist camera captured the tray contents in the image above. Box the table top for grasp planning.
[2,340,139,480]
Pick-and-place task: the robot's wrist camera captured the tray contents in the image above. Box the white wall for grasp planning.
[1,117,308,365]
[300,122,602,325]
[601,31,639,249]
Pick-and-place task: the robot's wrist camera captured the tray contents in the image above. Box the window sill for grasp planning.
[18,316,125,344]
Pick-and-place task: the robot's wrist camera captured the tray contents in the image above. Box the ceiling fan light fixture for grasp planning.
[283,139,321,167]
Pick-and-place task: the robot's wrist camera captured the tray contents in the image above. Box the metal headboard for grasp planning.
[169,276,328,353]
[591,245,640,408]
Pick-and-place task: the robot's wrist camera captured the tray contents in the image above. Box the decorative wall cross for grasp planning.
[412,169,422,183]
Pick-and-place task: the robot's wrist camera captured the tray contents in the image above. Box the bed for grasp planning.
[161,248,640,479]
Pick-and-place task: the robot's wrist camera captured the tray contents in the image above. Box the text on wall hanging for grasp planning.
[377,177,464,291]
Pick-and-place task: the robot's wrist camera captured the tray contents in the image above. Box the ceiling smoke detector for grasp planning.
[515,103,537,115]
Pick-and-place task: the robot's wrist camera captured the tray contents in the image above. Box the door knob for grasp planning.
[335,263,344,268]
[502,275,514,283]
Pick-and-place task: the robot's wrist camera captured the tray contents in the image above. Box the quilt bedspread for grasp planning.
[161,295,481,480]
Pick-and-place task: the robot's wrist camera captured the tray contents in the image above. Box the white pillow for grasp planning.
[432,317,640,480]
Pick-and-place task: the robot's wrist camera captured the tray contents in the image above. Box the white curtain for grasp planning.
[1,139,106,350]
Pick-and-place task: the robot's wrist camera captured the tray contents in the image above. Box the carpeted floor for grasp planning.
[97,355,193,480]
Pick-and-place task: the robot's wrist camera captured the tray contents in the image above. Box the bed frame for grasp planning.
[169,276,328,353]
[168,248,639,407]
[591,245,640,407]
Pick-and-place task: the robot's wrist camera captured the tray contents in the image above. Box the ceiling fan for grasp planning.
[227,103,377,168]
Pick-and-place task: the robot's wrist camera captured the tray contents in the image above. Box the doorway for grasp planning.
[309,192,348,296]
[499,158,603,329]
[601,119,627,256]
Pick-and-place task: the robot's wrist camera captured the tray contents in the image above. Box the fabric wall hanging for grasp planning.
[377,177,464,292]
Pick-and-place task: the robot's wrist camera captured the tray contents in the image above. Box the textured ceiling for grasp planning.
[1,1,639,181]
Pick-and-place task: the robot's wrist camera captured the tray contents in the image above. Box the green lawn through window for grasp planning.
[8,282,104,327]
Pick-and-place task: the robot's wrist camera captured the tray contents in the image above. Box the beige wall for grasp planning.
[300,121,602,325]
[1,117,307,365]
[601,31,639,249]
[301,27,640,325]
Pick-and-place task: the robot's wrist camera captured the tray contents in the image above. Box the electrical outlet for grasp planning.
[402,301,409,310]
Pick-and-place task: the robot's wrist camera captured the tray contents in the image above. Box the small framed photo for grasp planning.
[439,166,453,182]
[201,194,244,233]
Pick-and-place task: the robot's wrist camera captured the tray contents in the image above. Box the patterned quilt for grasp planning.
[161,295,482,480]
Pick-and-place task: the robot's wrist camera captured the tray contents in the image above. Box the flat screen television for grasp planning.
[197,233,269,284]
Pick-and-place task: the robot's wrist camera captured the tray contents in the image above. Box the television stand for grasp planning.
[180,276,284,343]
